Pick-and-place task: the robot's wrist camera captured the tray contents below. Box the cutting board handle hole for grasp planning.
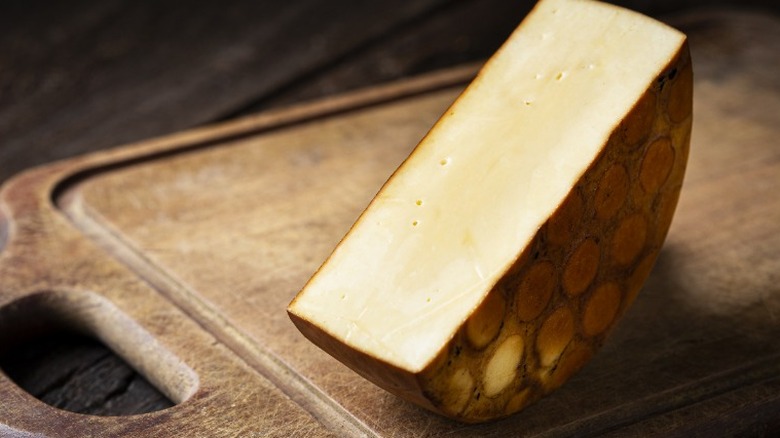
[0,290,199,416]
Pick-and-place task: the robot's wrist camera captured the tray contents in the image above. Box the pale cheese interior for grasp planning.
[290,0,685,372]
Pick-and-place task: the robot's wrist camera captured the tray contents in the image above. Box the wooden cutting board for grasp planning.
[1,9,778,437]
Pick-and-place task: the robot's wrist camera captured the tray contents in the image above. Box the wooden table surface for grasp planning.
[1,1,779,436]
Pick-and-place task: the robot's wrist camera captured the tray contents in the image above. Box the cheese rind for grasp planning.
[289,0,692,422]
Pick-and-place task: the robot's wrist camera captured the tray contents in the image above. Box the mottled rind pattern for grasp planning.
[418,42,693,422]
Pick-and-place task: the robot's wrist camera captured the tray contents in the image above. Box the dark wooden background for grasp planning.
[1,0,778,423]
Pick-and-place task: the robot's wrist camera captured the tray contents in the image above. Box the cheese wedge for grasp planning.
[288,0,692,423]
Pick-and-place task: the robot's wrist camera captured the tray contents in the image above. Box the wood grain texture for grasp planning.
[0,209,339,436]
[0,0,450,184]
[0,333,173,415]
[1,5,779,437]
[3,1,778,185]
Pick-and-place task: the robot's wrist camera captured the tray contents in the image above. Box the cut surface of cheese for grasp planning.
[289,0,691,423]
